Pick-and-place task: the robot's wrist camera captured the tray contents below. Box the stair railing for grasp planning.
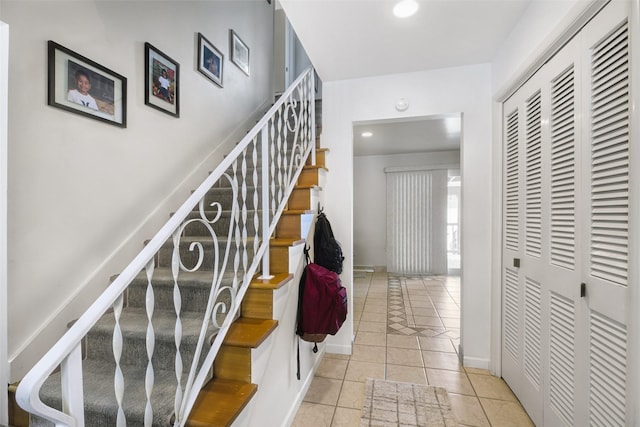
[16,67,316,427]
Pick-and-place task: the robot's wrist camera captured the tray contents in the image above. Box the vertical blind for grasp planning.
[385,168,448,274]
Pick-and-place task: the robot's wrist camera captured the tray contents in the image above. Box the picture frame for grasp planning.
[230,29,250,76]
[145,42,179,117]
[197,33,224,88]
[47,40,127,127]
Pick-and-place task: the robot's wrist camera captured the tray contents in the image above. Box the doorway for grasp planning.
[352,114,462,277]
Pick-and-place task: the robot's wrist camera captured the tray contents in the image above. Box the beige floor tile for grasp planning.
[464,367,490,376]
[480,398,535,427]
[316,357,349,380]
[337,380,366,409]
[413,316,444,327]
[324,352,351,361]
[441,317,460,329]
[362,304,388,314]
[345,360,385,382]
[350,344,386,363]
[357,321,387,333]
[291,402,336,427]
[448,394,490,427]
[359,312,386,323]
[425,368,475,395]
[331,407,361,427]
[422,350,463,371]
[437,309,460,318]
[304,377,343,405]
[354,331,387,346]
[385,364,427,385]
[468,374,517,401]
[418,336,456,353]
[386,347,423,367]
[386,334,419,349]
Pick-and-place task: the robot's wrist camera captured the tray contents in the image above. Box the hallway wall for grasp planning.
[353,150,460,268]
[322,64,493,368]
[1,0,275,380]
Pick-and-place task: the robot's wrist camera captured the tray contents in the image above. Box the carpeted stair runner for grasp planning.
[32,158,261,427]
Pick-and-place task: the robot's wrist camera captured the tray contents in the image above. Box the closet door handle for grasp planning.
[580,283,586,298]
[513,258,520,268]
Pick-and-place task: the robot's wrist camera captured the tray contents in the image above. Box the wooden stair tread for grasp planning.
[281,209,313,215]
[250,272,293,290]
[186,378,258,427]
[270,237,305,247]
[303,165,327,171]
[293,184,320,190]
[225,318,278,347]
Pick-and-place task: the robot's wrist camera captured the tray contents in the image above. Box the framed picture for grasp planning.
[145,42,179,117]
[230,29,250,76]
[197,33,223,87]
[47,41,126,127]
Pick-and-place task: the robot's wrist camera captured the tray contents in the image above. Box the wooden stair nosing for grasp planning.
[186,379,258,427]
[224,317,278,348]
[270,237,305,247]
[249,272,293,290]
[280,209,314,216]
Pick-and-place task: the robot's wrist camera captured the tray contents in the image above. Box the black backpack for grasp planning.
[314,209,344,275]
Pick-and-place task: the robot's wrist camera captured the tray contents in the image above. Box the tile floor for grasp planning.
[291,269,534,427]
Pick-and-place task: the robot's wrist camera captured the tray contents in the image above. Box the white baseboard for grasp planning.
[463,355,490,370]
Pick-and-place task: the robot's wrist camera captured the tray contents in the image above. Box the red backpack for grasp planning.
[296,247,348,379]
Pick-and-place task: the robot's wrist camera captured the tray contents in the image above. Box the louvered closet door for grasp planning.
[501,69,547,425]
[580,3,631,425]
[500,1,633,425]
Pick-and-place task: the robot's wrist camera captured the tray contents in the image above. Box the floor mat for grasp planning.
[361,379,458,426]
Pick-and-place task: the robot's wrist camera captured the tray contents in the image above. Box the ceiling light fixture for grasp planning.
[393,0,419,18]
[361,131,373,138]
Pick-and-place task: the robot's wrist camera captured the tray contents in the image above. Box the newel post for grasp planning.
[60,343,84,426]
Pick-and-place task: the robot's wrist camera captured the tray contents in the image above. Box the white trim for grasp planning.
[462,356,490,371]
[628,1,640,424]
[490,98,503,377]
[0,20,9,426]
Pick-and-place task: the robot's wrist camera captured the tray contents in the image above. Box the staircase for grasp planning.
[15,69,327,427]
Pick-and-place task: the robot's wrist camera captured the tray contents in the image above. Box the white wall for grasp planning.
[353,150,460,267]
[1,0,275,381]
[322,64,493,368]
[492,0,593,93]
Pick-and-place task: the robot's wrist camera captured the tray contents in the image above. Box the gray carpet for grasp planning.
[361,379,458,426]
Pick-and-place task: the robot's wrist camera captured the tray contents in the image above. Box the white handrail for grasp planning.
[16,67,316,427]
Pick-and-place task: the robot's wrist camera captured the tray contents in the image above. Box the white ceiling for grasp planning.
[353,114,461,156]
[279,0,532,156]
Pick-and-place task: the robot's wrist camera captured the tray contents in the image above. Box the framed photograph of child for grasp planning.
[47,40,127,128]
[197,33,223,88]
[144,42,180,118]
[230,30,250,76]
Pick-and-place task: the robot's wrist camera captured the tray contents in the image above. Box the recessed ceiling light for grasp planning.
[361,131,373,138]
[393,0,419,18]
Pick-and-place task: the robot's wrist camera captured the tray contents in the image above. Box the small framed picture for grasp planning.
[197,33,223,87]
[47,40,126,127]
[230,29,250,76]
[145,42,179,117]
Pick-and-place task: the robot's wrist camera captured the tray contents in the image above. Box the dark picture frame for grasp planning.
[197,33,223,88]
[230,29,250,76]
[144,42,179,117]
[47,40,127,127]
